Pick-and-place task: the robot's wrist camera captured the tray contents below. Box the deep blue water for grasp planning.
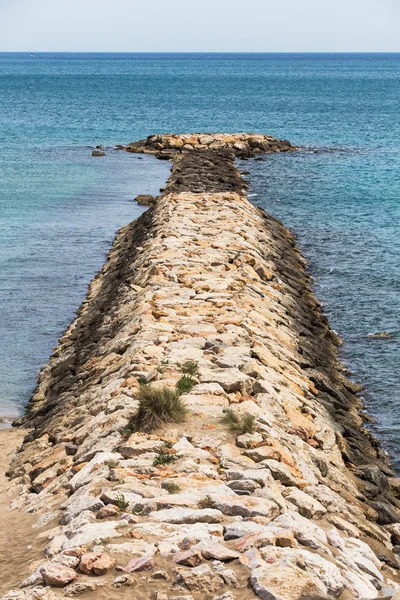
[0,54,399,467]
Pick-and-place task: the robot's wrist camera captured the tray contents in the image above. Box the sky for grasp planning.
[0,0,399,52]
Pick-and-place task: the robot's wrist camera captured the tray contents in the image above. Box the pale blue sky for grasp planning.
[0,0,399,52]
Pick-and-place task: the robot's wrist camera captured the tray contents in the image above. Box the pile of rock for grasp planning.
[124,133,295,159]
[2,142,400,600]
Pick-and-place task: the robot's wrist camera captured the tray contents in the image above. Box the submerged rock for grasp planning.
[134,194,157,206]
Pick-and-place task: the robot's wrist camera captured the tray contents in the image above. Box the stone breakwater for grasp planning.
[124,133,295,160]
[2,140,400,600]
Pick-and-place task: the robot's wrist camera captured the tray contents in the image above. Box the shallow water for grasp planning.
[0,52,399,467]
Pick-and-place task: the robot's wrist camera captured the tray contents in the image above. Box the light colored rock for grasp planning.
[212,496,279,520]
[261,459,301,486]
[282,488,326,519]
[60,494,104,524]
[117,556,154,572]
[148,508,223,524]
[68,452,122,491]
[296,549,346,596]
[107,541,157,556]
[40,563,77,587]
[63,580,106,596]
[62,520,127,550]
[197,542,239,561]
[176,564,224,593]
[250,563,330,600]
[198,367,251,393]
[236,433,263,448]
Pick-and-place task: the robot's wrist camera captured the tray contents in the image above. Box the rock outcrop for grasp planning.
[2,138,400,599]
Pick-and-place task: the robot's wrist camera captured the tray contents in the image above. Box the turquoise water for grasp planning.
[0,54,399,467]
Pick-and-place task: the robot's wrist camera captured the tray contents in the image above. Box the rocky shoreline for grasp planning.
[2,134,400,600]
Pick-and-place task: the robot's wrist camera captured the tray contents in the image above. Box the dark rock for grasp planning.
[65,443,78,456]
[356,465,388,494]
[135,194,156,206]
[369,501,400,525]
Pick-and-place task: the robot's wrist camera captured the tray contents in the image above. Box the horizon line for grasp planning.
[1,50,400,54]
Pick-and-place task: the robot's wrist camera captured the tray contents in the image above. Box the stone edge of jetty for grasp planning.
[2,135,400,600]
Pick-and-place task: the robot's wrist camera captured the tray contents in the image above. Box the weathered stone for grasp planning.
[149,508,223,524]
[60,494,104,524]
[282,488,326,519]
[40,563,78,587]
[117,556,154,572]
[93,553,116,575]
[63,580,106,596]
[173,549,203,567]
[212,496,279,520]
[199,367,251,393]
[198,542,239,561]
[250,563,330,600]
[176,564,224,593]
[236,433,263,448]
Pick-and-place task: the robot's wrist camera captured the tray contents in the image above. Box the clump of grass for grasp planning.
[222,409,256,435]
[178,360,199,376]
[132,503,144,515]
[115,492,129,511]
[156,359,171,374]
[176,374,196,396]
[198,495,215,509]
[162,481,181,494]
[134,385,188,433]
[153,445,177,467]
[121,418,137,439]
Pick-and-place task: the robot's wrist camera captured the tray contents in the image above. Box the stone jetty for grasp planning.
[2,134,400,600]
[124,132,295,159]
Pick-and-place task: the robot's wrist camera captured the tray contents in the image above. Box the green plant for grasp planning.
[222,409,256,435]
[121,418,136,439]
[115,492,129,511]
[153,448,177,467]
[198,495,215,509]
[176,374,196,396]
[132,503,144,515]
[161,481,180,494]
[177,360,199,376]
[105,459,119,468]
[134,385,188,432]
[156,359,171,374]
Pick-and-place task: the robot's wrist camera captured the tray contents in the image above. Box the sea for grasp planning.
[0,53,399,467]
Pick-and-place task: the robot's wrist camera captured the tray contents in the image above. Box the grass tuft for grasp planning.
[176,374,196,396]
[153,444,177,467]
[115,492,129,511]
[222,409,256,435]
[178,360,199,376]
[161,481,181,494]
[198,495,215,509]
[121,418,136,439]
[134,385,188,433]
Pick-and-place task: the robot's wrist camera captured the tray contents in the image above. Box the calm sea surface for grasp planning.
[0,53,399,466]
